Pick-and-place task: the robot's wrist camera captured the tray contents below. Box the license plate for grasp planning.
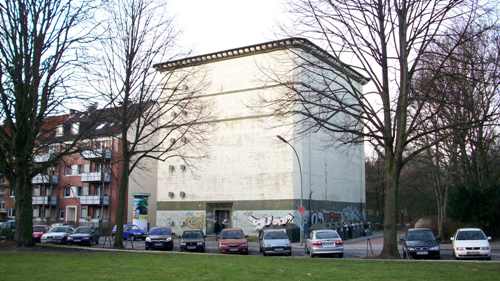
[416,251,428,255]
[229,248,239,252]
[74,239,81,242]
[275,248,283,251]
[187,246,196,249]
[154,243,163,246]
[468,251,479,255]
[323,242,334,247]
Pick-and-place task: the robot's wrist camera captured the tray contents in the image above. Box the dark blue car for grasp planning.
[112,224,146,241]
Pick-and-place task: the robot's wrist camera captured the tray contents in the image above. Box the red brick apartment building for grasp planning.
[0,108,126,226]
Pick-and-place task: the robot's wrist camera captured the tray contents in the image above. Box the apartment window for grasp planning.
[180,164,186,172]
[9,188,15,197]
[8,208,15,217]
[169,165,175,175]
[64,187,71,197]
[33,186,41,196]
[0,201,5,209]
[55,125,63,137]
[40,207,47,218]
[33,207,40,218]
[71,122,80,135]
[71,164,78,175]
[94,208,101,219]
[59,208,65,220]
[80,206,88,219]
[81,184,89,196]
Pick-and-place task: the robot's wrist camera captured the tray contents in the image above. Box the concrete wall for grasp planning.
[155,47,366,232]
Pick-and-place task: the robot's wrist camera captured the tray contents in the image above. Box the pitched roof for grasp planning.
[153,37,369,85]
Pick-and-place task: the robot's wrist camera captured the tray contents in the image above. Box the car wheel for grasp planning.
[402,250,407,259]
[309,251,315,258]
[338,253,344,258]
[145,246,150,250]
[304,246,309,255]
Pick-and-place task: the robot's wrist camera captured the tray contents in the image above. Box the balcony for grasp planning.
[79,195,110,206]
[31,174,59,185]
[33,152,54,163]
[80,172,111,183]
[81,149,112,160]
[32,196,57,205]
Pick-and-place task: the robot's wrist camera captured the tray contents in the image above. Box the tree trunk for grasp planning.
[14,160,34,247]
[114,134,130,249]
[380,156,401,258]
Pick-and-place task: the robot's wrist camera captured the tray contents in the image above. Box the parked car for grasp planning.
[41,226,74,244]
[400,228,440,259]
[218,228,248,254]
[112,224,146,241]
[180,229,205,252]
[305,229,343,258]
[258,228,292,256]
[145,227,174,250]
[67,226,100,246]
[0,219,15,230]
[451,228,491,260]
[32,225,49,243]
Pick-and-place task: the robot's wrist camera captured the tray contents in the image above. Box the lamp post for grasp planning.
[276,135,304,243]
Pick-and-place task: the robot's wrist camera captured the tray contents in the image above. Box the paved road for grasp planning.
[94,235,500,260]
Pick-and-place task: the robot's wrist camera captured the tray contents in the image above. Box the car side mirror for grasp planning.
[487,236,492,241]
[450,237,454,241]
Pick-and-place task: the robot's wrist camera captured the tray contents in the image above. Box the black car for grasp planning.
[67,226,100,246]
[145,227,174,250]
[400,228,440,259]
[180,230,205,252]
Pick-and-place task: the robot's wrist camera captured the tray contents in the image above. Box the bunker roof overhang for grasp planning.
[153,37,370,85]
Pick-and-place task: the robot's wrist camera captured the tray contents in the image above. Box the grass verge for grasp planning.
[0,250,499,281]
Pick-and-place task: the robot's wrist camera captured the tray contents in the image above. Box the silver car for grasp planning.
[305,229,344,258]
[259,228,292,256]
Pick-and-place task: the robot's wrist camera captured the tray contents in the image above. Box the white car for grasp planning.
[305,229,344,258]
[451,228,492,260]
[41,226,74,244]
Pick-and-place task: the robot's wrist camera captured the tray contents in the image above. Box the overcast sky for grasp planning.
[169,0,290,55]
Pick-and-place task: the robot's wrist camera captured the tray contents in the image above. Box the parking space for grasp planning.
[91,235,499,260]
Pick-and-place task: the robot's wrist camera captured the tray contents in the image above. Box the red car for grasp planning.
[218,228,248,254]
[32,225,49,243]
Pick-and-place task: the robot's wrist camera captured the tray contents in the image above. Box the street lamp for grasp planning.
[276,135,304,243]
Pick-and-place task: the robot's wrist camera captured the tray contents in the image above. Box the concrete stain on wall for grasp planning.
[247,213,294,230]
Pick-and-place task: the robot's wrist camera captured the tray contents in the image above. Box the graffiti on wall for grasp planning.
[310,207,364,225]
[181,213,205,229]
[310,211,342,225]
[247,213,294,230]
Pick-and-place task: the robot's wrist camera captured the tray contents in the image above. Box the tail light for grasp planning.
[312,241,323,246]
[335,240,343,245]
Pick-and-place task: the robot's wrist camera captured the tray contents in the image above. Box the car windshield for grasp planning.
[315,231,340,239]
[33,226,47,232]
[75,227,92,234]
[221,230,244,239]
[263,231,288,240]
[182,231,203,239]
[407,230,435,241]
[129,225,142,231]
[456,230,486,240]
[149,228,171,235]
[50,227,70,233]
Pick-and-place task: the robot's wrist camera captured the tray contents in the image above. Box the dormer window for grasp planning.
[71,122,79,135]
[55,125,63,137]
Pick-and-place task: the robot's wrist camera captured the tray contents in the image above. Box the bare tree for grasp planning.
[0,0,94,247]
[93,0,208,248]
[414,24,500,238]
[270,0,489,257]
